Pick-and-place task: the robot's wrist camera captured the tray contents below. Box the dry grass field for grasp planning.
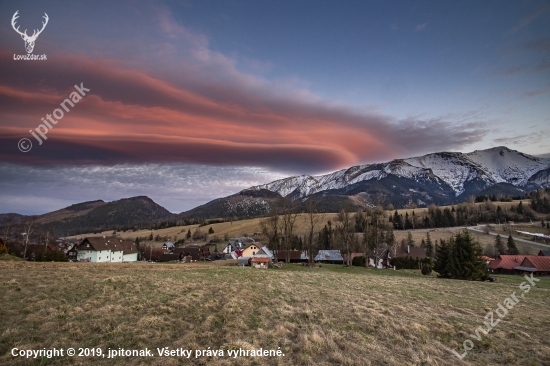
[1,261,549,366]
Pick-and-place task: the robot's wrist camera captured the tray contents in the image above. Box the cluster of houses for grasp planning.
[488,250,550,276]
[220,237,428,269]
[144,241,212,262]
[7,233,550,278]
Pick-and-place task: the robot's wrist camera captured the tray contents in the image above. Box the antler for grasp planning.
[11,10,28,38]
[30,13,49,39]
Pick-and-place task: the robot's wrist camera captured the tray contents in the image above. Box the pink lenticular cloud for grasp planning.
[0,50,486,173]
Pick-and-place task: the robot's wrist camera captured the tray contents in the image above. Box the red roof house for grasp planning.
[515,256,550,275]
[488,255,526,274]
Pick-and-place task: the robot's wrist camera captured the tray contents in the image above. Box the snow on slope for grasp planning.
[465,147,548,186]
[250,147,550,198]
[404,152,487,196]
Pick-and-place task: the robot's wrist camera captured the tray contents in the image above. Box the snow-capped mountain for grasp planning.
[250,146,550,201]
[180,146,550,219]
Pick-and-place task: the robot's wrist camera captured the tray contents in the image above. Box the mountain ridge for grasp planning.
[181,146,549,218]
[250,146,550,199]
[2,146,549,230]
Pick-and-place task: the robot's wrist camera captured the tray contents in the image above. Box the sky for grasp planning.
[0,0,549,215]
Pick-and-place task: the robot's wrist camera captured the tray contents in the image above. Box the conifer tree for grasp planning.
[404,213,413,230]
[393,210,402,230]
[507,235,519,255]
[494,234,506,255]
[434,239,452,278]
[186,229,192,239]
[425,232,434,257]
[433,231,487,281]
[406,231,415,247]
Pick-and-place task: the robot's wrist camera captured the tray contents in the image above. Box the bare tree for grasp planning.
[260,210,280,247]
[22,216,37,259]
[2,213,17,243]
[41,226,54,249]
[304,198,323,265]
[280,198,299,263]
[334,208,355,266]
[363,206,387,269]
[362,213,369,268]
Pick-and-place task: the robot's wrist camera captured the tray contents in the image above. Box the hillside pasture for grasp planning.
[1,261,549,365]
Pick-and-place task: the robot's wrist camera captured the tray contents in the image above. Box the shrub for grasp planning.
[352,256,366,266]
[390,256,420,269]
[35,249,68,262]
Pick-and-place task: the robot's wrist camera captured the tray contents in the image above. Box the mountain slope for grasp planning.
[251,147,549,201]
[1,196,177,237]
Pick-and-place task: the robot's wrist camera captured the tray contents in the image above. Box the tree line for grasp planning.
[390,200,536,230]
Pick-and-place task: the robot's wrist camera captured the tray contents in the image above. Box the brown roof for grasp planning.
[244,242,264,250]
[77,237,138,254]
[173,245,210,260]
[518,256,550,272]
[488,255,526,270]
[276,250,302,261]
[120,240,138,255]
[394,246,427,259]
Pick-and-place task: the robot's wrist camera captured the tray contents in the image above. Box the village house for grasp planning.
[173,245,210,261]
[514,256,550,276]
[223,237,253,253]
[241,242,264,258]
[76,237,138,262]
[251,247,274,269]
[488,255,526,274]
[314,250,344,264]
[66,244,78,261]
[538,250,550,256]
[276,250,309,263]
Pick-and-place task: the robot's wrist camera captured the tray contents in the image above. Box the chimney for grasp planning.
[407,245,410,254]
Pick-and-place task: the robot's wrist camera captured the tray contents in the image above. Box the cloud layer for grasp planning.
[0,48,488,174]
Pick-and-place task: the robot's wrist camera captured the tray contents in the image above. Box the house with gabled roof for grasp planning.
[251,247,274,269]
[314,250,344,264]
[173,245,210,261]
[241,242,264,258]
[76,237,138,263]
[515,256,550,276]
[276,250,309,263]
[488,255,526,274]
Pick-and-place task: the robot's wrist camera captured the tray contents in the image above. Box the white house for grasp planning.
[76,237,138,263]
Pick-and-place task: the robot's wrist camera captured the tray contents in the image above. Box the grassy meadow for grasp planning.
[1,261,549,365]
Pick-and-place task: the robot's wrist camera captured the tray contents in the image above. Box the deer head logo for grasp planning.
[11,10,49,54]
